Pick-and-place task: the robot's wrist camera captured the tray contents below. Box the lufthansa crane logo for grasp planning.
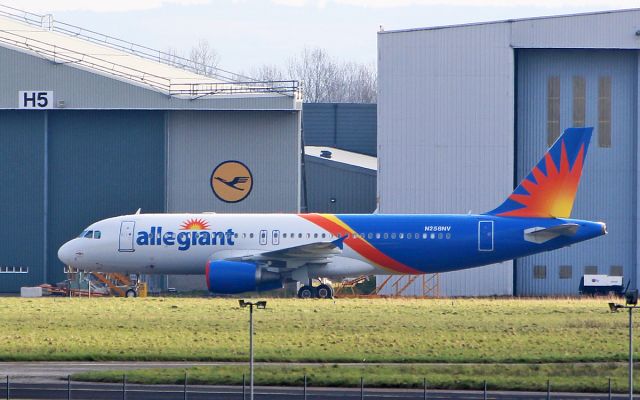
[210,161,253,203]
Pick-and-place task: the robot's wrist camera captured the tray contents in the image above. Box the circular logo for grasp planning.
[210,161,253,203]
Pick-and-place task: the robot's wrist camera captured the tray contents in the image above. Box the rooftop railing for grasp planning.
[0,4,301,98]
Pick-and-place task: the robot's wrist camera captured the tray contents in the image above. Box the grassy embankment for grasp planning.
[0,297,635,391]
[0,297,628,363]
[73,363,640,393]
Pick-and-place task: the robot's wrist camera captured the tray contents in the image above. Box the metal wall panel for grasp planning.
[47,111,166,285]
[0,46,298,111]
[0,111,45,291]
[303,103,377,156]
[305,157,376,213]
[167,111,300,213]
[377,23,515,296]
[516,49,637,296]
[511,10,640,49]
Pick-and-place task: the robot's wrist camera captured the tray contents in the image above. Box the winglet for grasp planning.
[487,127,593,218]
[331,235,347,250]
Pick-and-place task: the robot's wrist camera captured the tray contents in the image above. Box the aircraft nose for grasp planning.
[58,240,79,266]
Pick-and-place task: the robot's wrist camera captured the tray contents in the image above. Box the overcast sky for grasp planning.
[4,0,638,74]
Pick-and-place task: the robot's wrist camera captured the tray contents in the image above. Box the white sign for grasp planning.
[18,91,53,109]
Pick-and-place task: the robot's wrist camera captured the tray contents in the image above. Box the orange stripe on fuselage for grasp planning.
[299,214,421,275]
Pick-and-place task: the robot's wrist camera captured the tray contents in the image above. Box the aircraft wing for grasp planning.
[211,236,346,267]
[524,223,580,244]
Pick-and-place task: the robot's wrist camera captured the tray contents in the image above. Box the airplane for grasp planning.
[58,127,606,298]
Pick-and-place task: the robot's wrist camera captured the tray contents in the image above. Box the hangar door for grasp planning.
[515,49,636,296]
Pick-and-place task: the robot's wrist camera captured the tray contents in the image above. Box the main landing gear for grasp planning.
[297,280,334,299]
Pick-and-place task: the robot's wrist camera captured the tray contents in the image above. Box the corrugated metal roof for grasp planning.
[380,7,640,35]
[305,146,377,171]
[0,5,299,98]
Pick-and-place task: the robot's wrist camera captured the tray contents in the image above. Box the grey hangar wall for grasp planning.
[0,43,301,293]
[377,9,640,296]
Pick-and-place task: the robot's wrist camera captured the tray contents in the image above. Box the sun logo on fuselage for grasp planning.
[180,218,211,231]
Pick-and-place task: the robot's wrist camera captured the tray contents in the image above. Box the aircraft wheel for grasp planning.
[125,289,138,298]
[316,284,333,299]
[297,285,315,299]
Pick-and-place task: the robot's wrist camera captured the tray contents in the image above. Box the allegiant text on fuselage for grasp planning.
[136,227,236,251]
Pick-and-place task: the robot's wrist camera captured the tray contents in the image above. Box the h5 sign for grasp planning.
[19,91,53,109]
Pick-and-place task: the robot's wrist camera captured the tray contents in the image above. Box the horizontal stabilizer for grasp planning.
[524,223,579,244]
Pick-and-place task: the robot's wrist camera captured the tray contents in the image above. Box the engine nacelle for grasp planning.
[205,260,282,294]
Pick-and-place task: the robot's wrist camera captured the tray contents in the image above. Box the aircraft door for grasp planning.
[478,220,494,251]
[272,230,280,245]
[119,221,136,252]
[259,230,268,245]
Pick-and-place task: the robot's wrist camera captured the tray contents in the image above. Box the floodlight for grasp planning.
[626,289,639,306]
[256,301,267,309]
[239,299,247,308]
[609,302,621,313]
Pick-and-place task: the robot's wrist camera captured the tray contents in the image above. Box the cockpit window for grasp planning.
[94,231,101,239]
[84,230,94,239]
[78,230,87,238]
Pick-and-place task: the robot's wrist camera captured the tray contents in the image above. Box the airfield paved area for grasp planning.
[0,362,631,400]
[0,382,632,400]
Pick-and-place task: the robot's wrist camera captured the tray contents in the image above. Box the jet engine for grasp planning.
[205,260,282,294]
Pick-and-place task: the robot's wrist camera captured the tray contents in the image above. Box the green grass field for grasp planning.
[72,363,639,393]
[0,297,633,363]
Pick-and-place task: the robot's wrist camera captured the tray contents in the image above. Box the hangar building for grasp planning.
[302,103,377,214]
[377,9,640,296]
[0,6,301,293]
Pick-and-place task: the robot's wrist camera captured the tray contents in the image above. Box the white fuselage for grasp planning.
[58,213,383,279]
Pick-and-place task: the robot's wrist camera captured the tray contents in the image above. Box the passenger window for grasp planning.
[298,233,302,238]
[391,233,396,239]
[314,233,318,238]
[94,231,101,239]
[407,233,413,239]
[422,233,428,239]
[438,233,443,239]
[399,233,404,239]
[234,233,239,239]
[242,233,247,238]
[321,233,326,238]
[250,233,254,239]
[283,233,287,238]
[445,233,451,239]
[367,233,373,239]
[383,233,389,239]
[84,231,93,239]
[375,233,381,239]
[430,233,435,239]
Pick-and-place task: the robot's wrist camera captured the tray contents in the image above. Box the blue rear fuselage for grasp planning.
[333,214,605,274]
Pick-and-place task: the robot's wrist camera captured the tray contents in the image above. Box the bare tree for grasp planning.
[189,39,220,76]
[161,46,183,67]
[337,61,377,103]
[283,47,376,103]
[251,64,286,82]
[287,48,340,103]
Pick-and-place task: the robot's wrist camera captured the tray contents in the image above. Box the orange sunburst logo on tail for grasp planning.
[180,218,211,230]
[499,141,585,218]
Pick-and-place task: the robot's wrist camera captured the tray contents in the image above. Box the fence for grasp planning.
[0,374,631,400]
